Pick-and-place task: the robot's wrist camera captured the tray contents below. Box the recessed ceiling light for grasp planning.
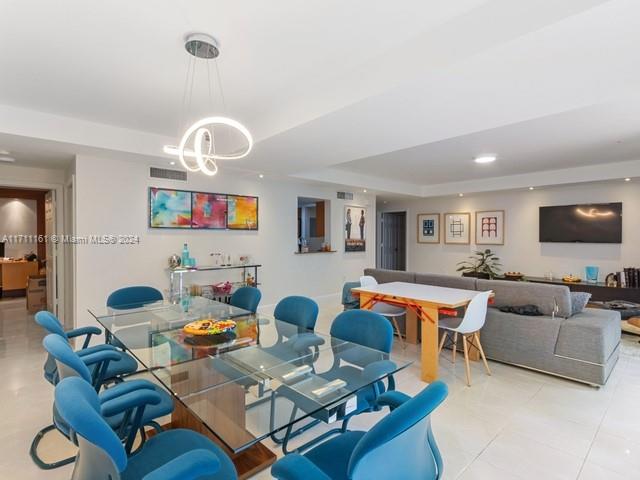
[0,149,10,155]
[624,177,631,182]
[0,156,16,163]
[529,187,535,190]
[474,155,496,164]
[458,193,464,197]
[259,174,264,178]
[169,161,176,166]
[363,189,367,193]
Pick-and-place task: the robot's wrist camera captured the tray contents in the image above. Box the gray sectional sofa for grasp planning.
[363,268,621,386]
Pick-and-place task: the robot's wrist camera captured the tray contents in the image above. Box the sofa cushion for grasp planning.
[363,268,416,284]
[481,308,563,367]
[555,308,621,364]
[414,273,477,291]
[477,279,572,318]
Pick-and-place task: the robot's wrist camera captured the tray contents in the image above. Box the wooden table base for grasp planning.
[170,400,276,480]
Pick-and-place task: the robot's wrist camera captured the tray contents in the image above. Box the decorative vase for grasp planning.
[585,266,599,284]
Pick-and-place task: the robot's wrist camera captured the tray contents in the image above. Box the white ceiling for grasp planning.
[1,0,640,195]
[334,100,640,185]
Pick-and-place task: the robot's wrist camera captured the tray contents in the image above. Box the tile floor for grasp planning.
[1,297,639,479]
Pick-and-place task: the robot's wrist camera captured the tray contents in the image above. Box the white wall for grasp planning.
[379,181,640,279]
[74,155,375,327]
[0,198,37,258]
[0,163,66,186]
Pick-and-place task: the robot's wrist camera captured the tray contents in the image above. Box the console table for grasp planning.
[168,264,262,301]
[512,276,640,303]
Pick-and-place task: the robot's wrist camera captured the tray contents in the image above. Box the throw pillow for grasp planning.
[498,305,543,316]
[571,291,592,315]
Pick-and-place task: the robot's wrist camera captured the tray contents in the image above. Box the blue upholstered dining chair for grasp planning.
[271,381,448,480]
[106,286,163,309]
[34,310,138,387]
[272,309,395,453]
[229,286,262,313]
[326,309,395,419]
[341,281,361,311]
[55,376,238,480]
[32,334,175,469]
[105,285,164,349]
[266,296,323,362]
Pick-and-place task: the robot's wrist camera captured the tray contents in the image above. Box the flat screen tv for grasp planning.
[539,203,622,243]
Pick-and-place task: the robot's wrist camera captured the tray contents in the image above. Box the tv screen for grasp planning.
[539,203,622,243]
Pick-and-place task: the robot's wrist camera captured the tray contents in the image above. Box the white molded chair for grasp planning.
[438,290,492,386]
[359,275,406,349]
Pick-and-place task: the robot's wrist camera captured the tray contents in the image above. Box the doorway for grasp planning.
[379,211,407,271]
[0,184,64,321]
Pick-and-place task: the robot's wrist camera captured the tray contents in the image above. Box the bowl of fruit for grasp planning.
[183,319,237,336]
[504,271,524,280]
[562,274,582,283]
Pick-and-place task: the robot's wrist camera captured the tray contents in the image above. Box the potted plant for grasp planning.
[456,249,502,279]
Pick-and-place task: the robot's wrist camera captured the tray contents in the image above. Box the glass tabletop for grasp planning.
[155,340,410,452]
[88,297,333,369]
[88,297,412,453]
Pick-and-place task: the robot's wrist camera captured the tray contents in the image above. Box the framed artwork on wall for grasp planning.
[227,194,259,230]
[149,188,192,228]
[476,210,505,245]
[191,192,227,229]
[444,212,470,244]
[345,205,366,252]
[417,213,440,243]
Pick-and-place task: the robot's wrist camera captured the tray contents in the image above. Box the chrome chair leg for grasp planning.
[30,424,75,470]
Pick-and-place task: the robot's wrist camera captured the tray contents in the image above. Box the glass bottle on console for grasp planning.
[181,243,190,267]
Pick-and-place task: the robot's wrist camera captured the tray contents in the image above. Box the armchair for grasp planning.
[271,381,448,480]
[54,376,237,480]
[34,311,138,385]
[30,334,174,470]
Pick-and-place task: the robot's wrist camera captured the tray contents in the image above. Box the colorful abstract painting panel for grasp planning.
[150,188,192,228]
[192,193,227,229]
[227,195,258,230]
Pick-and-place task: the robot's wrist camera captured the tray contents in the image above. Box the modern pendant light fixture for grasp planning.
[163,33,253,176]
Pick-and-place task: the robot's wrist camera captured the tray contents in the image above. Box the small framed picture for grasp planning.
[476,210,505,245]
[417,213,440,243]
[444,212,471,244]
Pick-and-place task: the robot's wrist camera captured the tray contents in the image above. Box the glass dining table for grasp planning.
[88,296,412,478]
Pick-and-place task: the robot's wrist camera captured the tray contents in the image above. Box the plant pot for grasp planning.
[461,272,491,279]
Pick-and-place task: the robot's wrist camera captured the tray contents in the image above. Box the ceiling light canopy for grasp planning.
[163,33,252,176]
[474,155,497,164]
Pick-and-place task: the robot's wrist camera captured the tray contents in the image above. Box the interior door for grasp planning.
[380,212,407,271]
[44,190,58,315]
